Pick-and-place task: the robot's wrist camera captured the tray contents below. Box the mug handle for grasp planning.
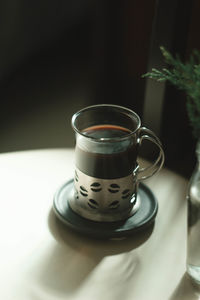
[137,127,165,180]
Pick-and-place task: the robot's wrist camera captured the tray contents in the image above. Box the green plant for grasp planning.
[142,46,200,139]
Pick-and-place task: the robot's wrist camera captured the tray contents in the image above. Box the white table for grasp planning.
[0,149,198,300]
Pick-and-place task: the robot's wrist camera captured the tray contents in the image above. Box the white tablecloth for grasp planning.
[0,149,197,300]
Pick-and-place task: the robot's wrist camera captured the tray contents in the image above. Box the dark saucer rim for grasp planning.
[53,179,158,238]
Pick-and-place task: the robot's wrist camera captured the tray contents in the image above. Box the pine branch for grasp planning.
[142,46,200,139]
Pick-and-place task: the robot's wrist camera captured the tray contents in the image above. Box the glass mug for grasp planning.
[69,104,164,222]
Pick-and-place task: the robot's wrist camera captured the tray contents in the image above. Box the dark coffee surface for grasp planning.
[75,125,137,179]
[82,124,131,138]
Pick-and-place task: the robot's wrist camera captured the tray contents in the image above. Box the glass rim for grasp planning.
[71,104,141,142]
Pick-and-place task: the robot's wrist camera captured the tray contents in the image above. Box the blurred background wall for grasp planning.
[0,0,199,177]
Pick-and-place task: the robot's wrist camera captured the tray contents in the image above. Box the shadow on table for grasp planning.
[42,208,155,295]
[169,273,200,300]
[48,208,154,255]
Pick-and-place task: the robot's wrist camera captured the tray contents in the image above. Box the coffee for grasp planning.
[75,124,138,179]
[71,104,164,222]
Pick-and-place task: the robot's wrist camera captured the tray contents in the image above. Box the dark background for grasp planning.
[1,0,199,178]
